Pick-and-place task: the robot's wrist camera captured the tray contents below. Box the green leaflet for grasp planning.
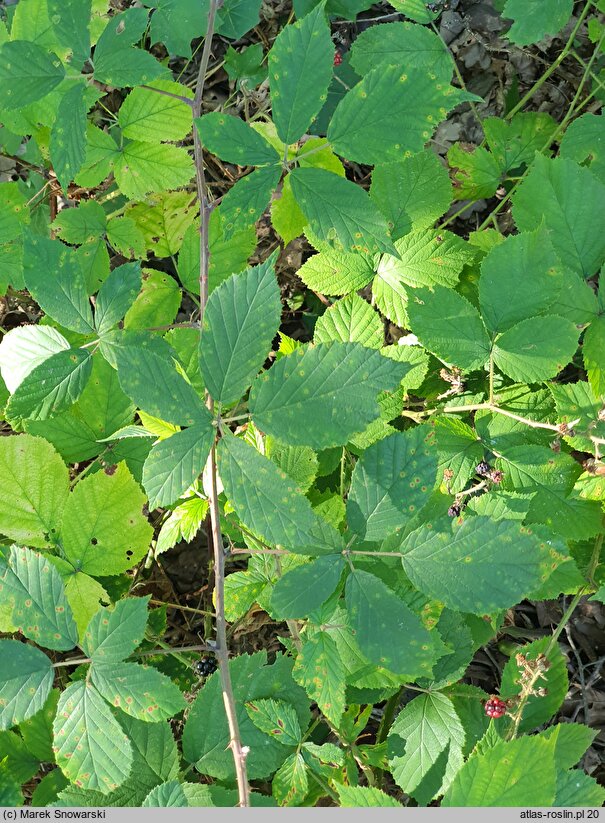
[91,662,186,722]
[93,9,166,87]
[6,348,92,423]
[219,165,282,234]
[48,0,92,69]
[82,598,149,663]
[347,427,438,541]
[478,227,563,333]
[370,152,453,240]
[50,83,88,193]
[337,786,401,808]
[0,182,29,246]
[124,270,181,331]
[126,191,197,258]
[53,200,106,245]
[350,21,452,82]
[503,0,573,45]
[492,316,579,383]
[345,569,435,677]
[245,698,302,746]
[114,142,195,201]
[0,546,78,651]
[396,517,549,613]
[388,693,464,802]
[0,641,53,731]
[313,294,383,348]
[199,253,282,404]
[0,325,70,394]
[289,167,397,257]
[328,64,468,165]
[376,229,475,291]
[560,113,605,184]
[142,420,215,509]
[195,113,279,166]
[60,462,153,576]
[53,682,133,795]
[296,244,374,296]
[0,434,68,549]
[217,434,342,555]
[217,0,263,40]
[268,3,333,145]
[119,80,193,143]
[512,155,605,278]
[292,632,344,726]
[145,0,210,57]
[442,735,556,806]
[270,555,345,618]
[95,262,142,335]
[113,344,207,426]
[583,314,605,398]
[0,41,65,110]
[407,286,490,371]
[249,342,406,449]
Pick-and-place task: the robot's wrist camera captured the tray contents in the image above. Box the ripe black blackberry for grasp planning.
[475,461,491,477]
[193,656,217,677]
[448,503,462,517]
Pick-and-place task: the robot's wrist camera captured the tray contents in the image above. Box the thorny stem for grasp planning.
[403,401,567,434]
[192,0,251,807]
[52,642,212,669]
[140,84,195,106]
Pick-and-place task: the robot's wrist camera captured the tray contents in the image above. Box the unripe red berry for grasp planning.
[484,697,506,719]
[333,51,342,67]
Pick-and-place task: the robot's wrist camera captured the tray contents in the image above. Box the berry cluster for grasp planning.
[193,656,218,677]
[333,50,342,67]
[448,503,462,518]
[484,696,507,719]
[475,461,504,484]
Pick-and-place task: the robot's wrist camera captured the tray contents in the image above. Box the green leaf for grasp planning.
[217,0,262,39]
[219,165,282,234]
[297,244,374,295]
[91,662,186,722]
[448,143,503,200]
[0,325,70,394]
[61,462,153,576]
[53,682,133,795]
[290,168,397,257]
[82,597,149,663]
[142,780,188,807]
[293,632,344,726]
[377,229,474,292]
[314,294,383,348]
[119,80,193,143]
[397,517,550,613]
[407,286,490,371]
[48,0,91,69]
[62,572,109,643]
[0,182,29,245]
[196,113,279,166]
[53,201,106,245]
[18,687,59,763]
[388,693,464,801]
[268,3,333,144]
[336,785,401,808]
[0,433,68,548]
[0,41,65,110]
[127,191,197,258]
[7,348,92,423]
[583,315,605,398]
[492,316,579,383]
[249,342,405,449]
[345,569,434,677]
[95,262,142,335]
[0,759,21,806]
[389,0,440,23]
[183,652,310,780]
[0,640,53,730]
[124,270,181,331]
[0,546,78,651]
[500,637,568,733]
[200,254,282,403]
[431,416,484,493]
[23,235,94,334]
[479,227,563,333]
[350,20,452,81]
[142,420,215,509]
[273,752,308,806]
[442,735,556,806]
[347,426,437,541]
[93,9,166,87]
[114,142,194,201]
[513,155,605,277]
[114,344,207,426]
[328,64,465,165]
[271,555,345,618]
[218,435,342,555]
[483,112,558,171]
[50,83,88,193]
[560,113,605,184]
[503,0,573,45]
[555,769,605,807]
[0,730,39,783]
[370,152,453,240]
[106,217,146,259]
[265,438,318,493]
[145,0,209,57]
[245,698,302,746]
